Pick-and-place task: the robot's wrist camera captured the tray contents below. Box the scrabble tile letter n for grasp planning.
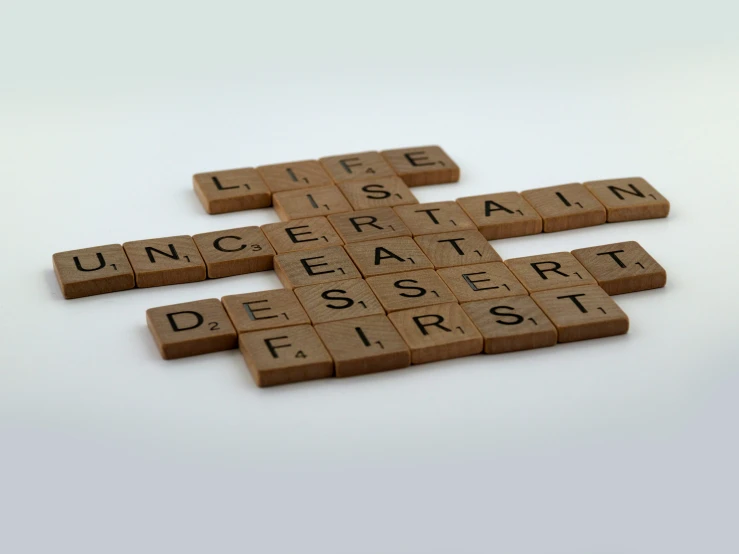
[380,146,460,186]
[584,177,670,222]
[123,235,206,288]
[53,244,135,299]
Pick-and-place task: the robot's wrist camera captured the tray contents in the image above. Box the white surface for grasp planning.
[2,1,739,552]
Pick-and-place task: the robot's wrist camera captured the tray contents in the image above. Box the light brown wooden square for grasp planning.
[273,186,353,221]
[414,230,501,268]
[584,177,670,222]
[338,176,418,210]
[328,207,411,244]
[123,235,206,288]
[314,315,411,377]
[437,262,528,303]
[571,241,667,295]
[193,167,271,214]
[462,296,557,354]
[262,217,344,254]
[222,289,310,333]
[239,325,334,387]
[192,227,274,279]
[257,160,334,193]
[294,278,385,324]
[394,202,476,236]
[146,298,237,359]
[380,146,460,186]
[319,151,397,183]
[456,192,543,239]
[505,252,597,293]
[521,183,606,232]
[53,244,135,299]
[366,269,457,312]
[388,303,483,364]
[274,246,361,289]
[345,237,433,277]
[531,285,629,343]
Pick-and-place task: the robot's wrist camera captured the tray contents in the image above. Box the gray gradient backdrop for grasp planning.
[2,1,739,552]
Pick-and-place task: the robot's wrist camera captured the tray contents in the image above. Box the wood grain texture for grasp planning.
[123,235,206,288]
[273,246,361,289]
[345,237,433,277]
[262,216,344,254]
[146,298,237,359]
[53,244,135,299]
[571,241,666,295]
[456,192,542,239]
[338,176,418,210]
[273,185,353,221]
[414,230,501,268]
[222,289,310,333]
[521,183,606,232]
[584,177,670,222]
[366,269,457,312]
[319,151,397,184]
[394,201,476,236]
[462,296,557,354]
[388,302,483,364]
[192,226,274,279]
[380,146,460,186]
[328,207,411,244]
[437,262,528,303]
[294,278,385,324]
[505,252,596,293]
[314,315,411,377]
[257,160,334,193]
[193,167,271,214]
[531,285,629,343]
[239,324,334,387]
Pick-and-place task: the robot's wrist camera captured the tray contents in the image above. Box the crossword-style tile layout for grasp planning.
[52,146,670,387]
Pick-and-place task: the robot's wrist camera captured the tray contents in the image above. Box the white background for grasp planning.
[2,1,739,552]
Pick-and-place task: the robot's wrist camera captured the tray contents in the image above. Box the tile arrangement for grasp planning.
[52,145,670,387]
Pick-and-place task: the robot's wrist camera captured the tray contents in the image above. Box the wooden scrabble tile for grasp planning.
[294,278,384,324]
[584,177,670,222]
[193,167,271,214]
[273,186,353,221]
[53,244,135,299]
[146,298,237,359]
[366,269,457,312]
[239,325,334,387]
[257,160,334,193]
[436,262,528,303]
[315,315,411,377]
[222,289,310,333]
[328,207,411,244]
[531,285,629,343]
[388,303,483,364]
[380,146,460,186]
[414,230,501,268]
[319,151,397,183]
[192,227,274,279]
[123,235,206,288]
[462,296,558,354]
[394,202,476,236]
[262,217,343,254]
[571,241,667,295]
[345,237,433,277]
[521,183,606,232]
[505,252,597,293]
[274,246,361,289]
[338,176,418,210]
[456,192,543,240]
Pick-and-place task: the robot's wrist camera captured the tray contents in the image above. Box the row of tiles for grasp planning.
[193,146,460,214]
[148,286,630,387]
[53,190,664,298]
